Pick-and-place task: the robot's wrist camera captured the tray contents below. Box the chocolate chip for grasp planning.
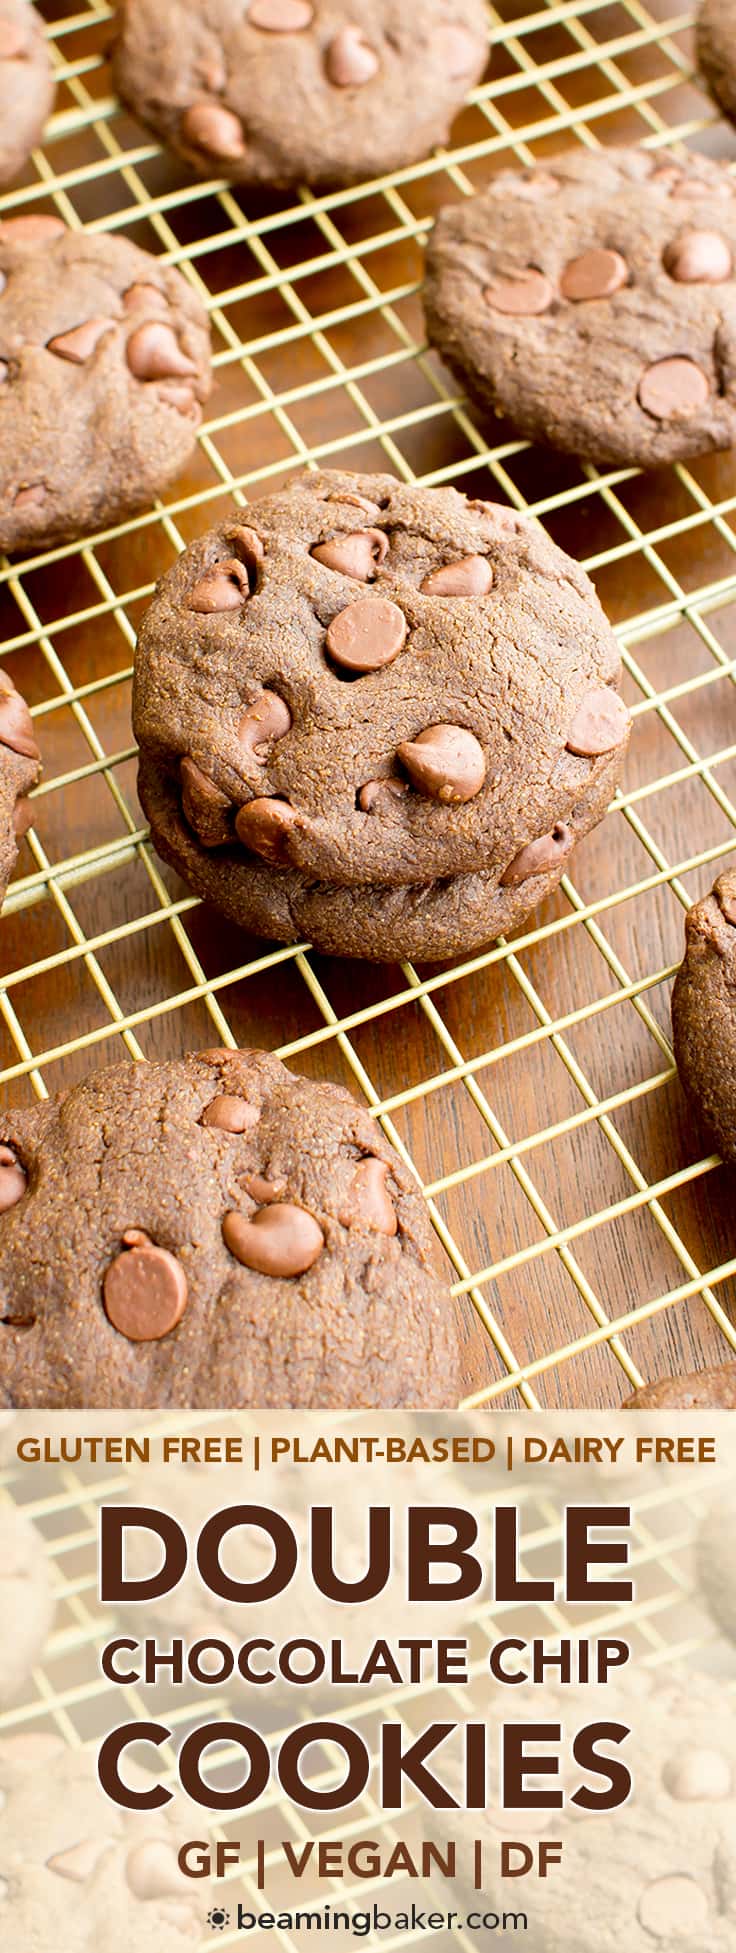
[327,491,383,519]
[565,687,630,757]
[235,796,302,863]
[420,554,494,596]
[248,0,313,28]
[501,822,574,885]
[48,1840,106,1884]
[435,24,485,78]
[12,797,34,839]
[636,1876,709,1939]
[0,691,40,761]
[559,247,628,301]
[126,322,198,383]
[662,229,732,283]
[311,529,388,581]
[200,1094,260,1133]
[126,1841,184,1900]
[637,355,710,420]
[12,484,45,511]
[240,1172,287,1201]
[188,559,251,611]
[0,361,8,383]
[238,690,292,760]
[224,524,265,578]
[223,1202,324,1276]
[716,880,736,927]
[123,282,166,313]
[358,777,408,813]
[326,596,407,673]
[0,214,66,243]
[181,758,231,849]
[397,724,486,803]
[662,1747,732,1800]
[484,269,554,316]
[46,318,113,364]
[0,19,27,58]
[157,382,200,418]
[0,1145,27,1214]
[325,27,379,87]
[343,1158,397,1236]
[103,1240,188,1342]
[182,101,246,159]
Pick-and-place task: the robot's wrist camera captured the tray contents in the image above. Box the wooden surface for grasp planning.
[2,0,736,1406]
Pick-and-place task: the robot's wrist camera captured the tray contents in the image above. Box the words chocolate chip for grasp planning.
[182,102,246,159]
[397,723,486,803]
[103,1241,188,1342]
[326,596,407,672]
[311,529,388,581]
[222,1202,324,1276]
[420,554,494,596]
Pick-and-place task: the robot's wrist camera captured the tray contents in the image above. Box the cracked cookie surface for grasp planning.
[0,1047,460,1408]
[0,0,54,186]
[133,466,629,961]
[0,673,41,917]
[111,0,489,192]
[424,144,736,469]
[0,218,211,554]
[671,866,736,1161]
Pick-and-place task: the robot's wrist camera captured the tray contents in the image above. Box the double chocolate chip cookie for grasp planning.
[0,217,211,554]
[624,1363,736,1408]
[0,1047,460,1408]
[0,673,41,914]
[424,145,736,469]
[134,468,630,963]
[0,1733,201,1947]
[697,0,736,128]
[111,0,489,192]
[0,1,54,187]
[671,868,736,1161]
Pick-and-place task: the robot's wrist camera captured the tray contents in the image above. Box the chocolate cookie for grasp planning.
[0,2,54,187]
[0,217,211,555]
[0,673,41,913]
[111,0,489,192]
[697,0,736,127]
[133,468,629,963]
[424,1668,736,1950]
[424,145,736,469]
[0,1733,201,1947]
[624,1363,736,1409]
[0,1047,460,1408]
[0,1504,55,1702]
[671,868,736,1160]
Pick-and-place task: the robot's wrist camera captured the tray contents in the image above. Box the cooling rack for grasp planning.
[0,1415,732,1951]
[4,0,736,1405]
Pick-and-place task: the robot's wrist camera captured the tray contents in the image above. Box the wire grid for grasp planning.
[4,1,736,1406]
[0,1415,732,1952]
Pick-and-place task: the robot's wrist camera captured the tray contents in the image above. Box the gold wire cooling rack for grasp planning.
[4,0,736,1406]
[0,1418,733,1952]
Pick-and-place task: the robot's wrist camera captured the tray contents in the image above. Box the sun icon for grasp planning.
[207,1907,230,1932]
